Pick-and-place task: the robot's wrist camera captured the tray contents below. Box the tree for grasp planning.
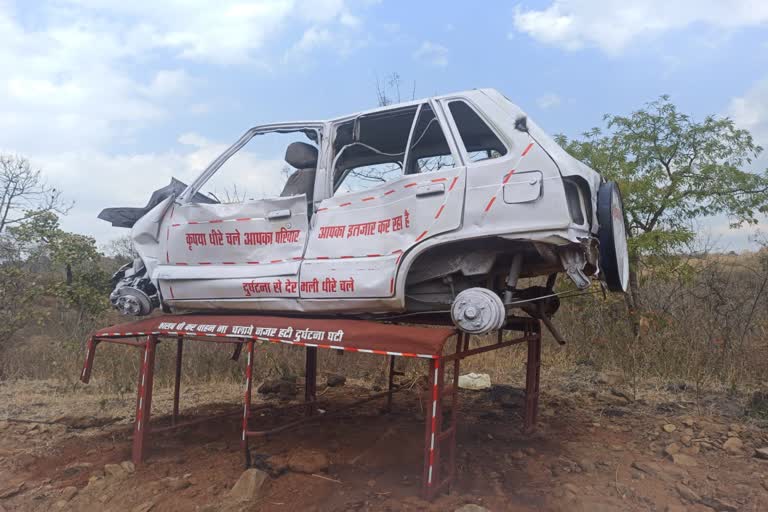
[557,96,768,308]
[103,234,138,264]
[0,154,72,233]
[6,211,110,320]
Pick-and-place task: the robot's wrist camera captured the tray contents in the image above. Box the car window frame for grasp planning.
[439,97,512,168]
[328,100,463,197]
[178,122,326,205]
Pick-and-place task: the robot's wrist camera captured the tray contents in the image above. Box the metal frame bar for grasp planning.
[132,335,158,465]
[420,319,542,500]
[172,336,184,426]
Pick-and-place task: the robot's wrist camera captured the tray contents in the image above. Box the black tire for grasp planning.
[597,181,629,292]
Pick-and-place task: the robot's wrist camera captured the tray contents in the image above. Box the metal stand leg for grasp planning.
[172,337,183,426]
[422,358,443,500]
[305,346,317,416]
[132,335,157,466]
[242,341,254,468]
[80,337,98,383]
[446,335,462,491]
[386,355,396,412]
[524,322,541,434]
[231,342,243,361]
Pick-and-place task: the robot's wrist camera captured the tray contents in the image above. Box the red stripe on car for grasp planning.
[521,142,534,156]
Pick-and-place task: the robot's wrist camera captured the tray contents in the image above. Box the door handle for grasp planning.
[267,209,292,220]
[415,183,445,197]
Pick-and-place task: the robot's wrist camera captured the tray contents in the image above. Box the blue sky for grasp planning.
[2,0,767,250]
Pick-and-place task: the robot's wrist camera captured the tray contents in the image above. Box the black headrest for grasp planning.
[285,142,318,169]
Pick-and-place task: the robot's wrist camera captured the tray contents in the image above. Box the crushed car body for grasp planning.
[100,88,629,334]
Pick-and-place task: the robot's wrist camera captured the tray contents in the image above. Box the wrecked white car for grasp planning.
[100,88,628,334]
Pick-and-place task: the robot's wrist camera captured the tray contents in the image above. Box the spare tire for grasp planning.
[597,181,629,292]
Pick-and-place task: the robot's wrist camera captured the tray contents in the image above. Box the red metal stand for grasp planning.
[242,340,255,467]
[305,346,318,415]
[420,321,542,500]
[172,336,183,426]
[80,314,542,501]
[132,335,158,466]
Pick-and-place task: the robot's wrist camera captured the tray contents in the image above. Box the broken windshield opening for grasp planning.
[188,128,319,205]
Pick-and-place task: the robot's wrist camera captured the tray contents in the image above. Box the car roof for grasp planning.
[327,88,495,122]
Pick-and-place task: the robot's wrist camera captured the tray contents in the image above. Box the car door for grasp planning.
[300,101,466,299]
[154,124,322,303]
[155,196,308,301]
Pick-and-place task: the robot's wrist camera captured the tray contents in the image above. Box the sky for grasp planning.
[2,0,768,251]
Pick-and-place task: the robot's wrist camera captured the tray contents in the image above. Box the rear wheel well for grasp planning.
[402,237,564,312]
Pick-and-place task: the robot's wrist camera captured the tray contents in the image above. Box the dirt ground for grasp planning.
[1,370,768,512]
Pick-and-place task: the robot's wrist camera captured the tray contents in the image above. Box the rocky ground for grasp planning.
[1,371,768,511]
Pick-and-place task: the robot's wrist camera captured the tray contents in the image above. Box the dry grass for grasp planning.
[1,252,766,405]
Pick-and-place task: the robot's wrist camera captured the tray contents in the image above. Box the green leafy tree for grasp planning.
[557,96,768,308]
[7,211,110,321]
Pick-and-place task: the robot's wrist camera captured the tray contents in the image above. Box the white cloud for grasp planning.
[536,93,561,110]
[0,0,374,242]
[512,0,768,54]
[413,41,449,68]
[728,78,768,144]
[141,69,193,98]
[41,131,290,243]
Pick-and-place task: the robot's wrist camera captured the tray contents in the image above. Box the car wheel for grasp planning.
[597,181,629,293]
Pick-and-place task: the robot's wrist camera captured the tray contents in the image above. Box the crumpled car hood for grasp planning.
[98,178,216,228]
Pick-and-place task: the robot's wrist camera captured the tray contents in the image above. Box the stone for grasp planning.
[682,418,695,427]
[162,477,191,491]
[228,469,269,502]
[578,459,596,473]
[120,461,135,474]
[257,379,282,394]
[288,449,330,473]
[104,463,128,479]
[454,506,490,512]
[663,424,677,433]
[63,462,93,476]
[595,372,624,386]
[676,482,701,502]
[754,447,768,460]
[326,374,346,387]
[681,445,700,456]
[671,453,698,467]
[0,482,24,499]
[278,380,297,399]
[610,387,633,403]
[458,373,491,391]
[748,390,768,416]
[665,443,681,456]
[60,486,78,501]
[631,460,689,483]
[562,483,580,496]
[131,501,156,512]
[85,476,106,492]
[597,392,630,407]
[699,497,738,512]
[264,454,289,476]
[722,437,743,455]
[681,435,692,446]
